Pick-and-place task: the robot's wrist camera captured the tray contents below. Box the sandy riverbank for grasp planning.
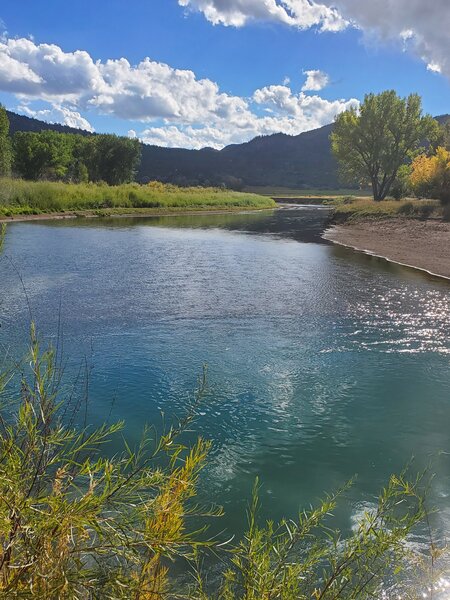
[324,218,450,280]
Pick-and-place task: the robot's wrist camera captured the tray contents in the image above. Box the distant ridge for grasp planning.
[6,110,450,190]
[6,110,92,137]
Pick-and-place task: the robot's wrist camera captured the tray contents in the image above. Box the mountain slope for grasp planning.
[6,111,450,190]
[138,123,338,188]
[7,110,92,137]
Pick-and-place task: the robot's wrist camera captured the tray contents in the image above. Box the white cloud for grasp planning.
[0,19,8,43]
[18,104,94,132]
[427,62,441,74]
[0,37,250,127]
[178,0,347,31]
[0,38,102,101]
[179,0,450,81]
[302,69,329,91]
[140,87,358,149]
[0,35,358,149]
[329,0,450,79]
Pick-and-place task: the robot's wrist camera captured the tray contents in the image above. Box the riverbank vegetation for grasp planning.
[12,130,141,185]
[0,321,442,598]
[0,106,141,186]
[329,196,443,222]
[331,91,440,202]
[0,106,275,217]
[0,179,274,217]
[410,146,450,204]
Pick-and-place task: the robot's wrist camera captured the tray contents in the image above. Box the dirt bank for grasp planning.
[324,218,450,280]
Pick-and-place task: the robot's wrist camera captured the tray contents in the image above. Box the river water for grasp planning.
[1,207,450,558]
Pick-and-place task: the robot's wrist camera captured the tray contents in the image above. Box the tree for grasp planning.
[12,131,76,180]
[439,119,450,150]
[0,105,11,177]
[82,134,141,185]
[331,91,438,201]
[12,131,141,184]
[410,146,450,203]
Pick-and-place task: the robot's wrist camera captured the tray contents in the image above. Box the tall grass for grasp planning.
[0,179,275,217]
[329,196,442,222]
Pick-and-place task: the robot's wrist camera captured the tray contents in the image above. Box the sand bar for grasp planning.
[324,218,450,280]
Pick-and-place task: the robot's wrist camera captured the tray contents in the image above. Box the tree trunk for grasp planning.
[371,178,381,201]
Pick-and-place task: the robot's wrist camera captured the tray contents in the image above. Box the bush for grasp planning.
[397,201,415,215]
[0,325,442,598]
[410,147,450,203]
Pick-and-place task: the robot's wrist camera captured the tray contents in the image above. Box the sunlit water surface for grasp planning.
[1,207,450,591]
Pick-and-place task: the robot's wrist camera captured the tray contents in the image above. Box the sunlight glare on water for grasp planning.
[0,208,450,581]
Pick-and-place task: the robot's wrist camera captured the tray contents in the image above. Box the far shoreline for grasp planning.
[324,218,450,282]
[0,205,275,224]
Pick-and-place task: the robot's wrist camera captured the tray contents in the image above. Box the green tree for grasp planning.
[439,119,450,150]
[82,134,141,185]
[0,105,11,177]
[12,131,76,180]
[331,91,438,201]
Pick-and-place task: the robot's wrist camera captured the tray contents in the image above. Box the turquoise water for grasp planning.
[1,208,450,547]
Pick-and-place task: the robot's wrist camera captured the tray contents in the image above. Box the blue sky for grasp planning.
[0,0,449,148]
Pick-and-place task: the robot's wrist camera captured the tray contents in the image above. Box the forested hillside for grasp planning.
[6,110,450,190]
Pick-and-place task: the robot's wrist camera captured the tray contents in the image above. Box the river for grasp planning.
[1,206,450,556]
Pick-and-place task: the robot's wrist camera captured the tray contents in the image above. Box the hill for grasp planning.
[4,110,340,188]
[6,110,450,190]
[139,124,338,189]
[7,111,93,137]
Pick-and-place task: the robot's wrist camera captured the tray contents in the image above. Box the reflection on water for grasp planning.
[33,204,331,243]
[1,208,450,578]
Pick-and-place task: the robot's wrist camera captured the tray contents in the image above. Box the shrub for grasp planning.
[0,327,442,598]
[397,201,415,216]
[410,147,450,203]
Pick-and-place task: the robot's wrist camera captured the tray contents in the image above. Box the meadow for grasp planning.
[329,196,443,221]
[0,179,275,217]
[244,185,372,198]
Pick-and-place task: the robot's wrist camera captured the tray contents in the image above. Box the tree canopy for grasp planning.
[331,91,438,201]
[0,105,11,177]
[410,146,450,204]
[12,130,141,185]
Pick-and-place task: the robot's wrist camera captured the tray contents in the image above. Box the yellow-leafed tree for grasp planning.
[410,146,450,203]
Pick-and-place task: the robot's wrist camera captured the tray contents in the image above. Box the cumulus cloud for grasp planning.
[0,38,101,101]
[179,0,450,80]
[302,69,329,91]
[178,0,347,31]
[0,37,250,126]
[18,104,94,132]
[0,35,358,149]
[140,87,358,149]
[331,0,450,80]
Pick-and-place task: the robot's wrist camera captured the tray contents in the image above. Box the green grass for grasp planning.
[329,196,442,222]
[0,179,275,217]
[243,185,372,198]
